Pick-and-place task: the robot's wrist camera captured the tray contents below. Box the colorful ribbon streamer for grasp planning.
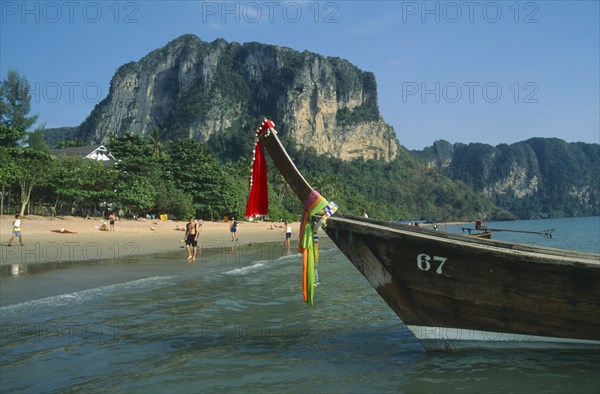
[244,119,339,305]
[299,191,329,305]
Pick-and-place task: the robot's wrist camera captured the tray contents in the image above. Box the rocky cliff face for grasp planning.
[78,34,398,161]
[413,139,600,218]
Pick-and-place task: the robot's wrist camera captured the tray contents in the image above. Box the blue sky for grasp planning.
[1,0,598,150]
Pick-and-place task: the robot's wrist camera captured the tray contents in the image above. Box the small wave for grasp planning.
[277,252,302,261]
[224,262,265,275]
[0,276,174,314]
[223,252,302,275]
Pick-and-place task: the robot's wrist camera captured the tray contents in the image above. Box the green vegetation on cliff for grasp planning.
[8,37,597,221]
[75,35,388,156]
[413,138,599,219]
[271,137,496,221]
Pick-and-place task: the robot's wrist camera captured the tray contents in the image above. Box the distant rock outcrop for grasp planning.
[412,138,600,218]
[78,34,399,161]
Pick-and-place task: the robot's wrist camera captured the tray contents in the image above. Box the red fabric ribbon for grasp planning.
[245,141,269,217]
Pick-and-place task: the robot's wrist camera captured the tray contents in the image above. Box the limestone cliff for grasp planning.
[413,139,600,218]
[78,34,398,161]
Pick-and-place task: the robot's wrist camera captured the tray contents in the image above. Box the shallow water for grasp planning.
[1,217,599,393]
[442,216,600,254]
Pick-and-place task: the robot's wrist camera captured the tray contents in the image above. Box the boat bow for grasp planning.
[248,119,600,351]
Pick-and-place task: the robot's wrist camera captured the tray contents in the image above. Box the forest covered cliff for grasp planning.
[412,138,599,219]
[38,35,598,221]
[77,34,398,162]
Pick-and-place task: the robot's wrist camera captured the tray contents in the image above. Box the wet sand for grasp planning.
[1,215,300,271]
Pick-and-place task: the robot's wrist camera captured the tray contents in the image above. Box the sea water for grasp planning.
[1,217,599,393]
[442,216,600,254]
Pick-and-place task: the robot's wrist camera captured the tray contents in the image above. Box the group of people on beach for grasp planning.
[184,216,238,260]
[98,213,117,231]
[4,212,295,260]
[5,212,117,246]
[182,216,298,260]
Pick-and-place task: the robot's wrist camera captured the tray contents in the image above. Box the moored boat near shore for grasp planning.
[470,231,492,239]
[250,119,600,351]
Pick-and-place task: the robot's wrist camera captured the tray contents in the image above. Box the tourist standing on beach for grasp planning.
[282,221,292,250]
[109,212,116,231]
[185,217,199,260]
[230,217,238,242]
[475,218,485,230]
[8,214,23,246]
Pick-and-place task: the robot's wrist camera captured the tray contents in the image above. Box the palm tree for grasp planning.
[274,174,291,205]
[58,138,87,148]
[314,174,337,199]
[148,127,166,159]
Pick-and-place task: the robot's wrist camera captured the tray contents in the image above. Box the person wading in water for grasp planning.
[185,217,199,260]
[230,216,238,242]
[282,221,292,250]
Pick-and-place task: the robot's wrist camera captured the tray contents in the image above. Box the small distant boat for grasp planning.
[251,119,600,351]
[470,231,492,239]
[462,226,555,239]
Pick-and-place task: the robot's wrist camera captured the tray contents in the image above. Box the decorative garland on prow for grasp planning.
[245,119,338,306]
[244,119,276,218]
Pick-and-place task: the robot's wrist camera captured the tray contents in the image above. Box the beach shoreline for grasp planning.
[0,215,301,272]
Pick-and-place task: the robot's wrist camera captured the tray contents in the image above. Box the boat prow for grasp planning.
[251,119,600,351]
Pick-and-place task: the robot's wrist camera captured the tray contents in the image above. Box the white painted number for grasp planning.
[417,253,431,271]
[417,253,448,275]
[433,256,447,274]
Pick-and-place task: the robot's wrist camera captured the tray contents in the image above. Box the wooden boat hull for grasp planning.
[407,326,600,351]
[471,231,492,239]
[324,215,600,351]
[254,119,600,351]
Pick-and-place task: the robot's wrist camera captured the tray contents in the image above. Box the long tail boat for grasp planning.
[249,119,600,351]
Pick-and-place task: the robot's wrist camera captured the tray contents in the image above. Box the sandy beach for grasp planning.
[0,215,301,269]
